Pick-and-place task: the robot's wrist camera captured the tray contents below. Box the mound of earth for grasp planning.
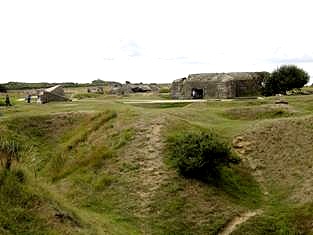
[225,104,295,120]
[233,116,313,203]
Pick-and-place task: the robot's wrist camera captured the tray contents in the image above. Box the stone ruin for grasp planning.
[87,87,104,94]
[38,85,70,104]
[123,82,152,93]
[171,72,267,99]
[108,81,159,95]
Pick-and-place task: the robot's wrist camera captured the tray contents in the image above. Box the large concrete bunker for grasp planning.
[171,72,267,99]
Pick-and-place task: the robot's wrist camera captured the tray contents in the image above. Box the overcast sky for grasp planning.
[1,0,313,84]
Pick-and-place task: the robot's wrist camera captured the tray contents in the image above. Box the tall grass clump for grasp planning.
[0,168,50,234]
[65,110,117,150]
[0,136,24,170]
[167,129,239,179]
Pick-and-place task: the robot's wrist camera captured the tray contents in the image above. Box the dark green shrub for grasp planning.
[167,130,239,179]
[0,84,6,93]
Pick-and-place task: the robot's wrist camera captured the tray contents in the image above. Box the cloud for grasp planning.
[270,55,313,64]
[156,56,212,65]
[120,39,142,57]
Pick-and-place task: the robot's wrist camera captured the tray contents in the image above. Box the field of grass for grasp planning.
[1,92,313,234]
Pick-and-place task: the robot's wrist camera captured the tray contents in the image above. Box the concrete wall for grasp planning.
[171,72,265,99]
[39,91,69,104]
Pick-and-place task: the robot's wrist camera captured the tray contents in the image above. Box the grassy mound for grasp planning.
[231,115,313,234]
[237,116,313,202]
[0,168,84,235]
[3,94,313,234]
[223,104,295,120]
[146,121,263,234]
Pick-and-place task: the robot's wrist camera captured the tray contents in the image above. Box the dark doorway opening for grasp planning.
[191,88,204,99]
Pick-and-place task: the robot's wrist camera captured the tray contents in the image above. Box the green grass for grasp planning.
[1,93,313,234]
[223,105,295,120]
[73,93,102,99]
[0,168,87,235]
[130,102,190,109]
[165,120,262,206]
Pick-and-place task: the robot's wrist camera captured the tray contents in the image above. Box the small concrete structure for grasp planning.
[171,72,267,99]
[87,87,104,94]
[38,85,69,104]
[110,82,153,95]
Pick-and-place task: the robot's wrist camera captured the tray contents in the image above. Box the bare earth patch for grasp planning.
[137,118,167,211]
[218,209,263,235]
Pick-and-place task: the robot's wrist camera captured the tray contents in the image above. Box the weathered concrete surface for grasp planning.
[171,72,267,99]
[39,85,70,104]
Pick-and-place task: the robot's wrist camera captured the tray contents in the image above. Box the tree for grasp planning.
[0,84,7,93]
[263,65,310,96]
[91,79,105,86]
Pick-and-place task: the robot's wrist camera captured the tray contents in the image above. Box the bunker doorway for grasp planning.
[191,88,204,99]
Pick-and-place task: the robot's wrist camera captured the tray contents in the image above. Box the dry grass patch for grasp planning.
[235,115,313,203]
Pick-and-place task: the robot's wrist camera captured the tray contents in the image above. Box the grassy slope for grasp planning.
[0,94,313,234]
[231,115,313,234]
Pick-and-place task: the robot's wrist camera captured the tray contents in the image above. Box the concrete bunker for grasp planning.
[38,85,70,104]
[171,72,267,99]
[191,88,204,99]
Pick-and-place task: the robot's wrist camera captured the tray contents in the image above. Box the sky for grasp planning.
[1,0,313,84]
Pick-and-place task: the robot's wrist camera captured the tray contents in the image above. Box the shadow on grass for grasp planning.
[202,165,263,209]
[130,102,190,109]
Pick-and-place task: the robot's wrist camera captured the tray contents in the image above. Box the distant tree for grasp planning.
[263,65,310,96]
[0,84,7,93]
[91,79,105,86]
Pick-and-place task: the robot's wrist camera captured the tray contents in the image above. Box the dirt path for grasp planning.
[124,115,169,232]
[137,119,166,209]
[219,210,262,235]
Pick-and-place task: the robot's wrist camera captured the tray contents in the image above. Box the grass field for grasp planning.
[1,91,313,234]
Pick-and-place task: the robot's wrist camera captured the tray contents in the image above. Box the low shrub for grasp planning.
[167,129,239,179]
[159,87,170,93]
[73,93,100,99]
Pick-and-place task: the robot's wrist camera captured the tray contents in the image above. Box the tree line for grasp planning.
[0,79,123,92]
[0,67,311,95]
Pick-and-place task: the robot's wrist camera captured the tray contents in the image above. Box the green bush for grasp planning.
[159,87,170,93]
[167,130,239,179]
[73,93,100,99]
